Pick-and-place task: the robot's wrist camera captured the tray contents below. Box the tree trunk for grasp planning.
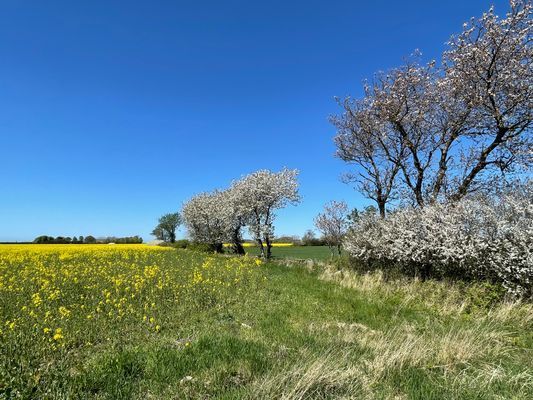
[256,239,265,258]
[231,227,245,255]
[232,242,245,255]
[264,235,272,259]
[378,200,386,218]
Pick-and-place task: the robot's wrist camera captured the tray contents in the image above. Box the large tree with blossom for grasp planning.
[232,168,300,258]
[181,169,299,257]
[218,186,249,255]
[181,191,228,253]
[333,1,532,212]
[444,0,532,200]
[332,97,405,217]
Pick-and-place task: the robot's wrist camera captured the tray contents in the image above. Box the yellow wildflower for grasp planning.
[53,328,63,341]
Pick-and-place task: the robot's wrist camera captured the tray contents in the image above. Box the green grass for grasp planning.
[245,245,336,261]
[1,246,532,399]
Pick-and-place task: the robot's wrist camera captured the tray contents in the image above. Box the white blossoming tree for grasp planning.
[334,1,532,210]
[332,98,404,217]
[181,168,300,258]
[232,168,300,259]
[314,200,349,255]
[444,0,532,200]
[219,186,249,255]
[181,191,228,253]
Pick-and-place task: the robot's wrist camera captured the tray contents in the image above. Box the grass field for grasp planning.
[1,245,532,399]
[244,245,335,261]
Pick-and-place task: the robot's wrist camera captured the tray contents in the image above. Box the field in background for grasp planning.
[245,245,334,260]
[1,244,532,399]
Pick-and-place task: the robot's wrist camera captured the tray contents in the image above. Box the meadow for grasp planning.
[244,245,334,261]
[1,245,532,399]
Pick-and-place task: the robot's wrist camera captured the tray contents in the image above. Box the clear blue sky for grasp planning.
[0,0,508,242]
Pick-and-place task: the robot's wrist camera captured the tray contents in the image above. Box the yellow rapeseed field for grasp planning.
[0,244,264,396]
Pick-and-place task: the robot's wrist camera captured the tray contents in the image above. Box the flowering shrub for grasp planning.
[344,184,532,297]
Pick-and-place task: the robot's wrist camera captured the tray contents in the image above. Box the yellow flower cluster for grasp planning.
[0,244,263,357]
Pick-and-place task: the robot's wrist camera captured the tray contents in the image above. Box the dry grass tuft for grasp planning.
[256,262,533,399]
[250,350,365,399]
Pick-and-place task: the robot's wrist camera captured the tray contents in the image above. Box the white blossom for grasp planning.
[344,181,533,297]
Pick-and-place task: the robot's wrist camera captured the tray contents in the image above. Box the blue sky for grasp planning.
[0,0,508,241]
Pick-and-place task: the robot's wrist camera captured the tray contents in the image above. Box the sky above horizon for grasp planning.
[0,0,509,242]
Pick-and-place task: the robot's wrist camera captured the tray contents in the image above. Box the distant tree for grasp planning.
[33,235,54,244]
[272,235,300,245]
[180,169,300,258]
[153,212,182,243]
[32,234,141,244]
[181,188,249,255]
[314,201,349,255]
[301,230,326,246]
[151,226,168,242]
[84,235,96,244]
[301,230,317,246]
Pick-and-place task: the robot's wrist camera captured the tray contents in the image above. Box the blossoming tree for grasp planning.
[333,1,532,211]
[181,168,300,258]
[231,168,300,258]
[182,191,228,253]
[314,200,349,255]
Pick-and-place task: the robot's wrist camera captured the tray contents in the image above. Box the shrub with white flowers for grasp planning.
[344,182,533,298]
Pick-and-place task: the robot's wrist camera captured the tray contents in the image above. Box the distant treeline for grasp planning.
[33,235,143,244]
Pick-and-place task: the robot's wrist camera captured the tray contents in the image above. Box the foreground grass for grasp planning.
[1,245,532,399]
